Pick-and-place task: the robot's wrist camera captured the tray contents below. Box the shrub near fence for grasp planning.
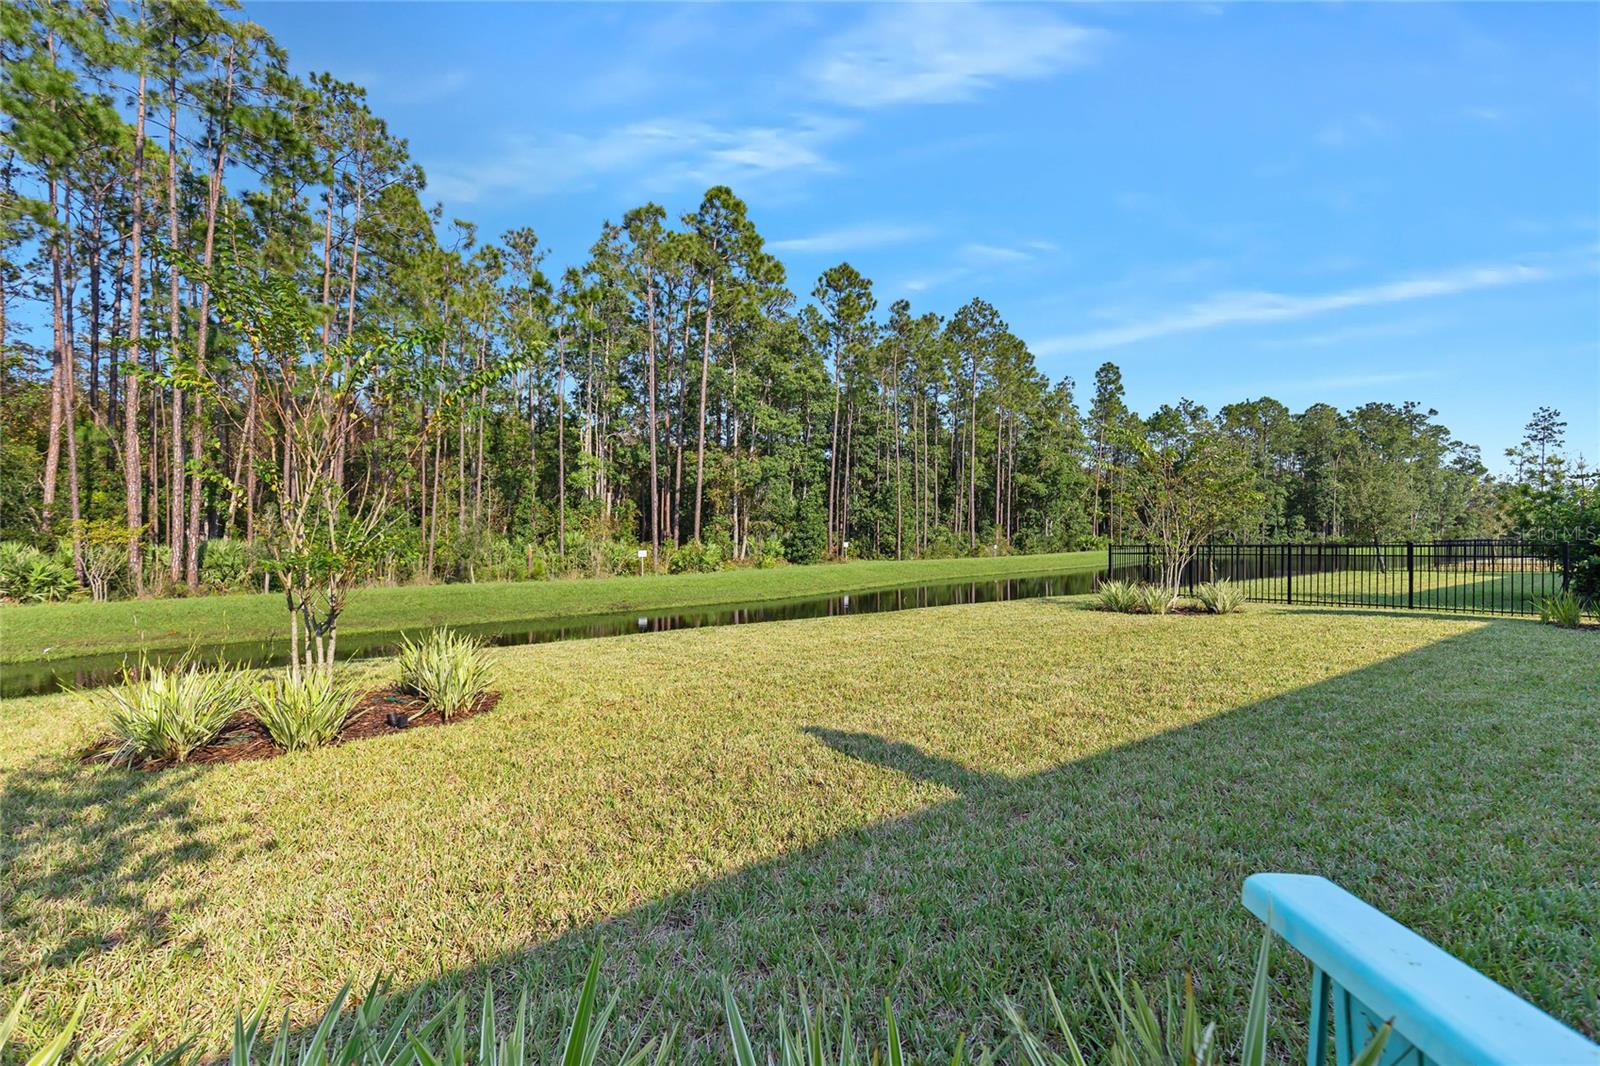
[1108,538,1573,617]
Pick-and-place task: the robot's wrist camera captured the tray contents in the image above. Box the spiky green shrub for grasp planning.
[1194,579,1247,614]
[396,628,495,720]
[1537,591,1584,628]
[999,928,1391,1066]
[0,934,1391,1066]
[100,658,253,765]
[198,537,254,591]
[0,542,75,603]
[252,670,361,752]
[1136,584,1176,615]
[1095,579,1142,613]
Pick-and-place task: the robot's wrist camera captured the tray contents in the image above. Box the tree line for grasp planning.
[0,1,1566,602]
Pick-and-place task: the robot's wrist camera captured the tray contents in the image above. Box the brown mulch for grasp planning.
[81,687,501,772]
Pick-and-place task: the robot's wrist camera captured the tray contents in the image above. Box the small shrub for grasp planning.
[1094,579,1142,613]
[396,628,495,719]
[100,658,252,765]
[252,670,360,752]
[0,542,74,603]
[669,540,724,574]
[1537,591,1584,628]
[198,537,253,591]
[1195,579,1247,614]
[1136,583,1177,615]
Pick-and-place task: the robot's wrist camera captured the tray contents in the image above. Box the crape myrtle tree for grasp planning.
[193,231,431,678]
[1117,400,1265,602]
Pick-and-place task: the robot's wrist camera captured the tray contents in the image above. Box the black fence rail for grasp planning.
[1106,538,1573,617]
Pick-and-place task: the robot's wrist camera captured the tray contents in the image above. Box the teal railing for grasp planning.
[1243,873,1598,1065]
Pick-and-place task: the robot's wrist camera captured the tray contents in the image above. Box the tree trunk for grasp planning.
[41,175,64,533]
[165,80,185,585]
[62,185,83,578]
[556,333,567,556]
[693,277,713,542]
[186,46,234,592]
[123,65,149,593]
[645,275,660,559]
[826,342,842,554]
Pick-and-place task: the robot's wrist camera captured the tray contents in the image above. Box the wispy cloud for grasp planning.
[425,115,851,204]
[1316,113,1392,149]
[768,222,930,255]
[1236,369,1441,397]
[810,5,1103,109]
[963,242,1034,265]
[1259,317,1438,350]
[1032,260,1556,356]
[897,240,1060,294]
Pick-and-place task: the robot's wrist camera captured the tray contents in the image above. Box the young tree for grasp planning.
[1118,400,1265,600]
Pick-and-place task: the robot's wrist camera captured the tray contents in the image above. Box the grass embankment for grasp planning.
[0,551,1101,664]
[2,601,1594,1058]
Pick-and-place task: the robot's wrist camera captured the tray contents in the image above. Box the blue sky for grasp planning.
[250,1,1600,469]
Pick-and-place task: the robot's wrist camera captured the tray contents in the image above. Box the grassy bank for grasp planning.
[2,600,1594,1058]
[0,551,1101,664]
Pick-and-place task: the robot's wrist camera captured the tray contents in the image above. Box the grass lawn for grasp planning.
[1232,567,1566,614]
[1,600,1595,1059]
[0,550,1101,664]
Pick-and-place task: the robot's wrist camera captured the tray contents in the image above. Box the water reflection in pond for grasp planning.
[4,567,1116,698]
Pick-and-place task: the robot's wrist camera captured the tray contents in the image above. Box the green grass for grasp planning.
[0,551,1102,665]
[1232,567,1564,613]
[1,600,1595,1060]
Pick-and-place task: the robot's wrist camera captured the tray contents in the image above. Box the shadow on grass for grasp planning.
[0,758,222,980]
[4,618,1596,1058]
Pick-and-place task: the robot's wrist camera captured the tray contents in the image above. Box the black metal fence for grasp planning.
[1106,538,1572,617]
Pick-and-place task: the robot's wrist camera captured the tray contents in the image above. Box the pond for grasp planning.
[3,567,1116,698]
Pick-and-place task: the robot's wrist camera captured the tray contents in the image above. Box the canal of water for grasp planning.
[3,567,1114,698]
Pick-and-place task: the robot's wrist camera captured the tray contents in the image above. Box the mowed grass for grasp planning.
[1232,567,1565,613]
[1,600,1596,1060]
[0,551,1101,664]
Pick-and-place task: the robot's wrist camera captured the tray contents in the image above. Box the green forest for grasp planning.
[0,1,1584,603]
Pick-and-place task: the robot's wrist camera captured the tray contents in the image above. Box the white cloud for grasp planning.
[811,5,1103,109]
[1259,318,1437,351]
[902,267,970,294]
[1316,114,1392,149]
[962,242,1034,264]
[424,115,851,204]
[1241,370,1441,397]
[768,222,930,254]
[895,239,1058,294]
[1032,260,1555,356]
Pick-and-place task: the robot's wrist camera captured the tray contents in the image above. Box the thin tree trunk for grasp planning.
[123,64,149,593]
[165,80,185,585]
[826,343,842,554]
[42,175,65,533]
[556,333,566,555]
[63,185,83,578]
[645,275,660,559]
[693,276,713,542]
[186,45,234,591]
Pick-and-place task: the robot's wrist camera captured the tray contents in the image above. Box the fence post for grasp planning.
[1562,541,1571,594]
[1106,541,1113,582]
[1285,542,1294,604]
[1406,541,1415,609]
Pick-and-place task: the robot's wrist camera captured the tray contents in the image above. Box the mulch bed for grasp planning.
[81,687,501,771]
